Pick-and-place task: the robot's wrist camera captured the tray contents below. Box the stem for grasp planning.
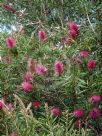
[97,8,102,46]
[85,7,96,35]
[45,104,54,136]
[65,110,69,136]
[60,0,64,27]
[71,64,77,108]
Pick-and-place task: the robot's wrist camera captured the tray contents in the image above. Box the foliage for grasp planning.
[0,0,102,136]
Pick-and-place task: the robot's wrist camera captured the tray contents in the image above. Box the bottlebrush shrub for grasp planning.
[0,18,102,135]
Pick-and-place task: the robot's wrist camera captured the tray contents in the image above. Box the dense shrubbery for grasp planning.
[0,0,102,136]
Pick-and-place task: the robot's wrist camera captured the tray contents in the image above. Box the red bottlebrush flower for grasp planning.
[69,29,77,39]
[27,58,35,73]
[79,50,88,58]
[73,109,84,119]
[89,108,100,120]
[89,95,101,104]
[38,30,46,41]
[21,81,32,92]
[50,107,60,117]
[54,61,64,76]
[23,72,32,82]
[5,37,15,48]
[68,21,78,32]
[0,101,4,110]
[74,119,81,129]
[35,64,47,75]
[33,100,39,108]
[87,59,96,70]
[3,4,16,13]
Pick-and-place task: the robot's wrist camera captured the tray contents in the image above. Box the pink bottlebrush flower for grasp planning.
[89,108,100,120]
[35,64,47,75]
[27,58,35,73]
[10,130,15,136]
[89,95,101,104]
[54,61,64,76]
[38,30,46,41]
[3,4,16,13]
[79,50,88,58]
[5,37,15,48]
[50,107,60,117]
[87,59,96,70]
[33,100,39,108]
[21,81,32,92]
[0,101,4,110]
[68,21,78,32]
[69,29,78,39]
[23,72,32,82]
[73,109,84,118]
